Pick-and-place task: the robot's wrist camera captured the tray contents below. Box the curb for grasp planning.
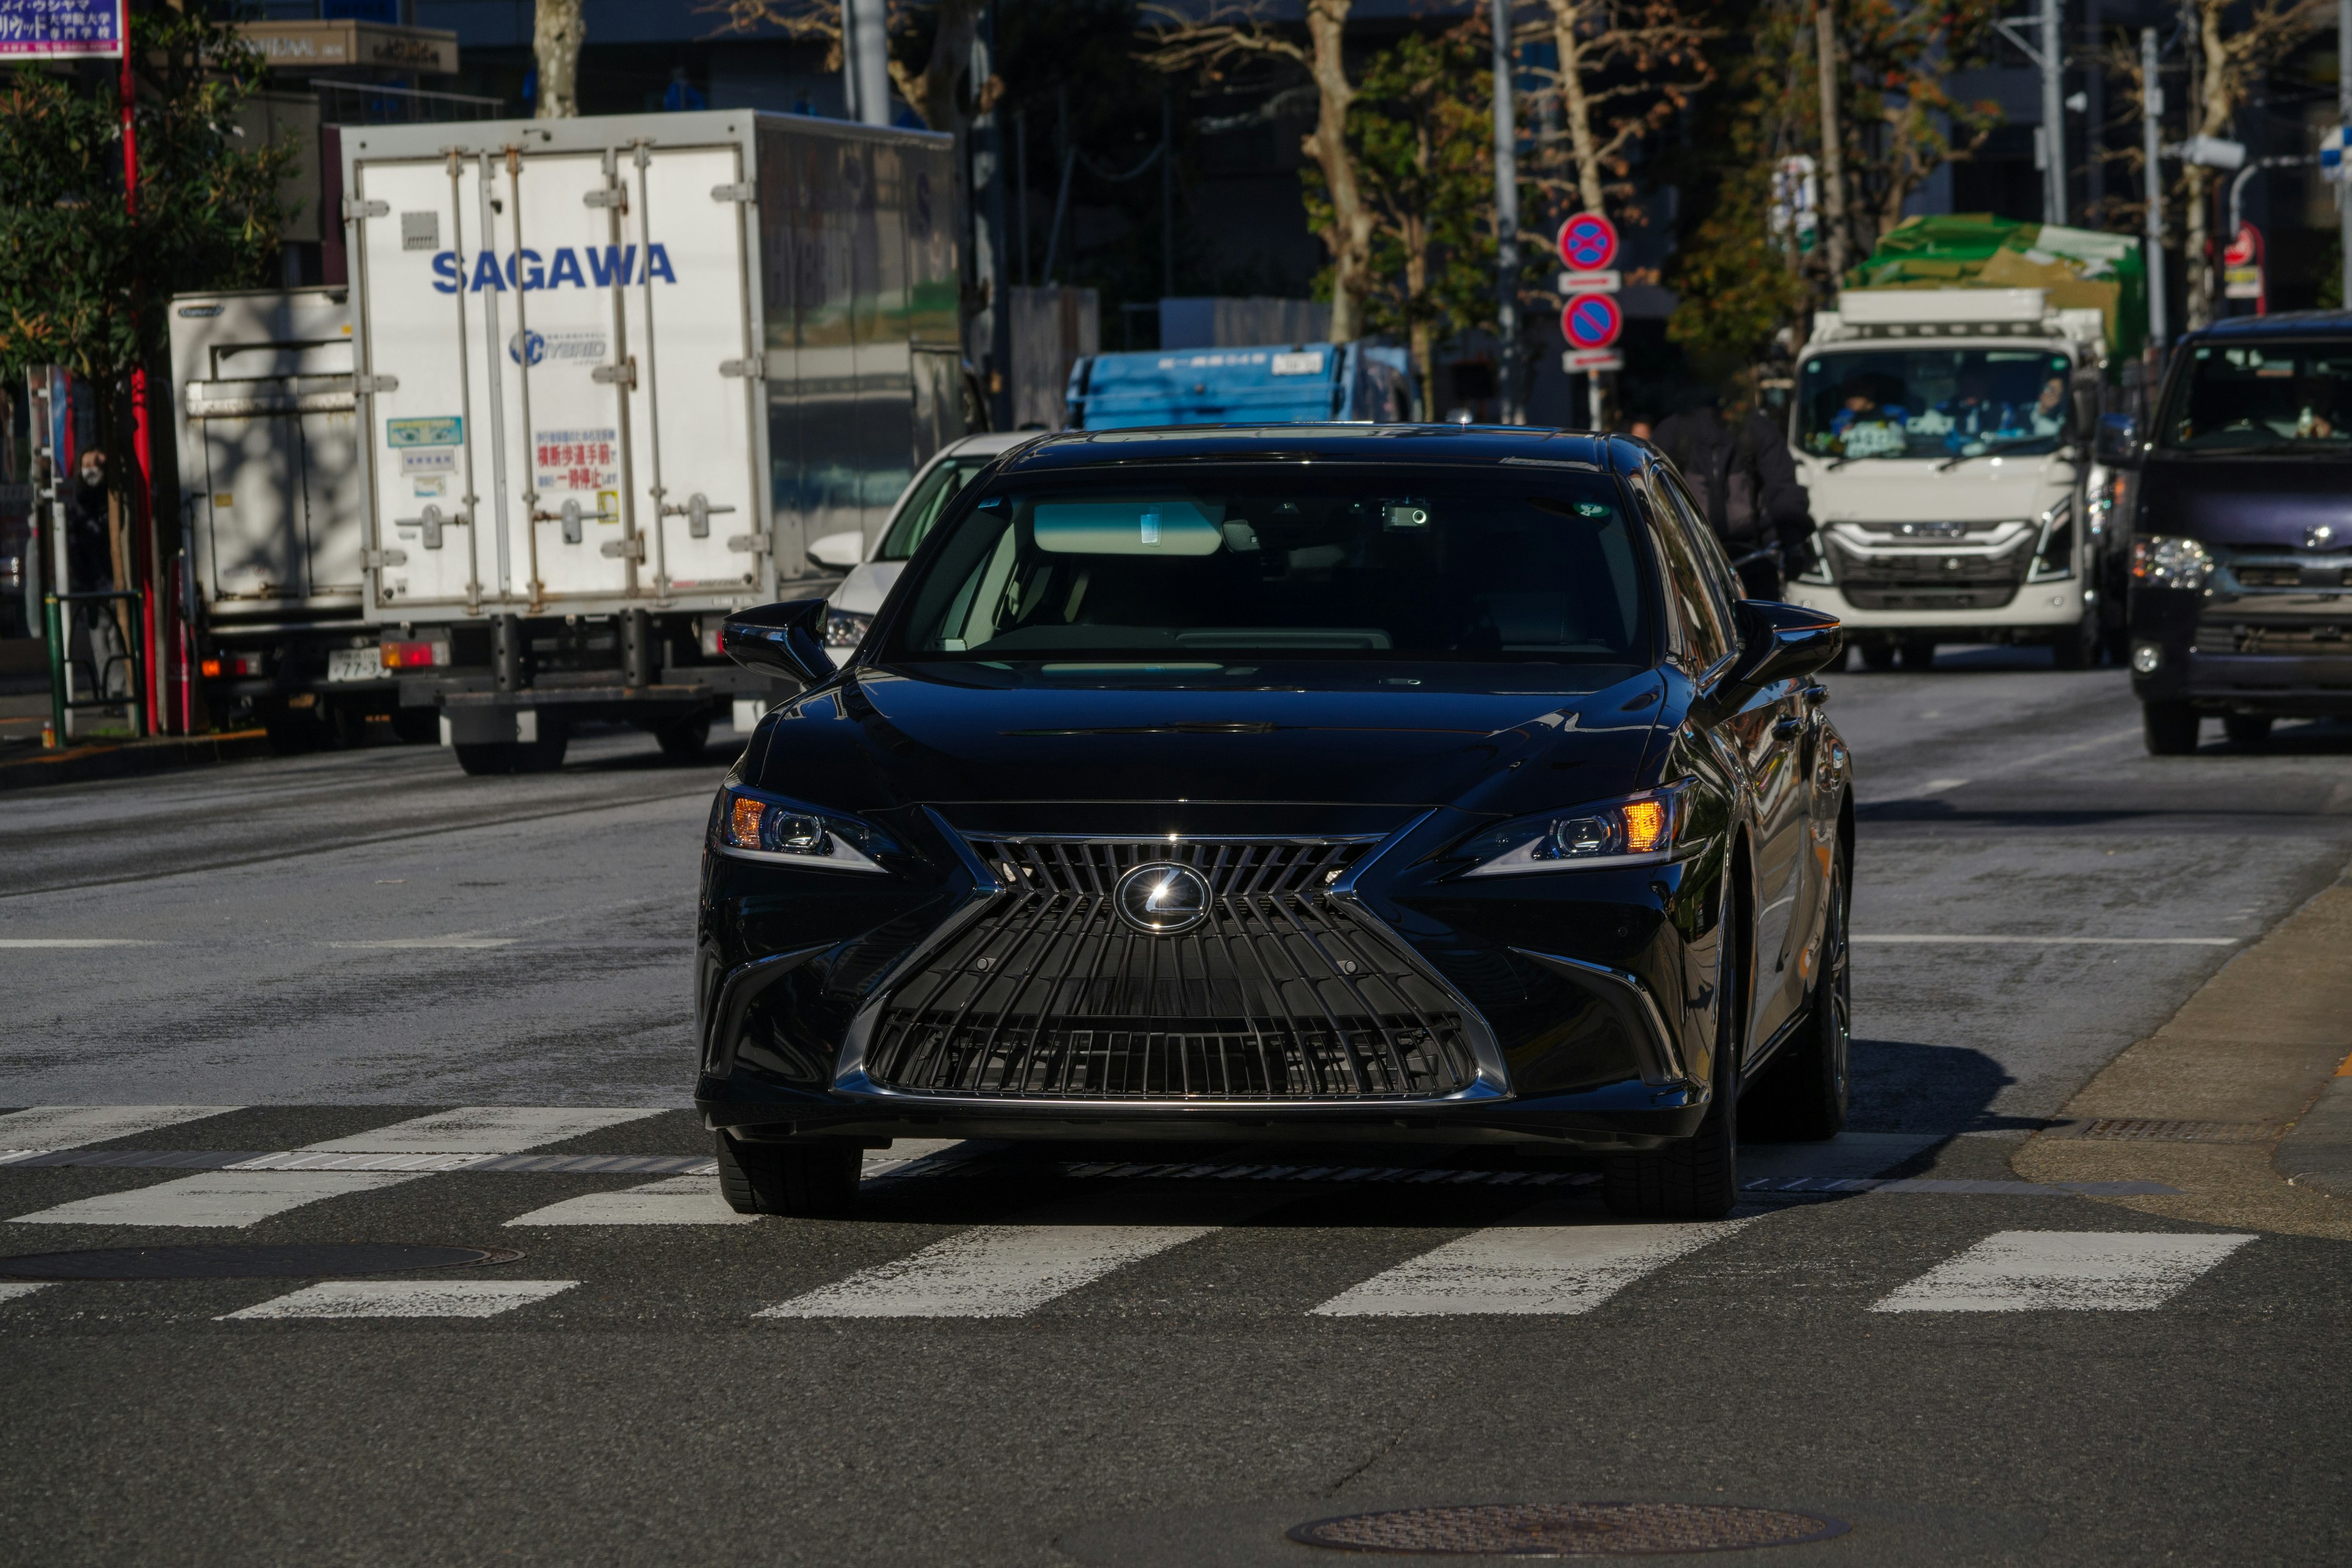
[0,730,273,794]
[2276,1066,2352,1200]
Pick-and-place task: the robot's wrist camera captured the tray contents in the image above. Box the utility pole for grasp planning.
[1814,3,1850,281]
[1490,0,1523,424]
[842,0,889,126]
[2040,0,2066,224]
[2143,27,2169,355]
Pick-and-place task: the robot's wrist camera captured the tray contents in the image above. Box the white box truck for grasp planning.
[340,109,968,771]
[1783,287,2119,669]
[171,285,437,748]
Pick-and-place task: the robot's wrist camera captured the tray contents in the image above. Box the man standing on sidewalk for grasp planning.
[1653,390,1816,601]
[61,448,130,701]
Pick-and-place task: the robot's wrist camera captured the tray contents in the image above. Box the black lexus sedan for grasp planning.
[698,426,1853,1221]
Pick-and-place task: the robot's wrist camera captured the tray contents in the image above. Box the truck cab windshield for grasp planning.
[1800,348,2074,461]
[2160,340,2352,452]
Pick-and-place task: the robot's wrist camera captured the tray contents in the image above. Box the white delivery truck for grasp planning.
[340,109,968,772]
[171,285,441,749]
[1783,288,2116,669]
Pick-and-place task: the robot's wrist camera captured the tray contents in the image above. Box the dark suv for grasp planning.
[2111,311,2352,753]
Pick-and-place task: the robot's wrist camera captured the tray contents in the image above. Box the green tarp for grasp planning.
[1845,214,2149,363]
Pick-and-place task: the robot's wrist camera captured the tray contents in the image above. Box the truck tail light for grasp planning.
[205,653,265,679]
[199,657,222,678]
[380,639,451,669]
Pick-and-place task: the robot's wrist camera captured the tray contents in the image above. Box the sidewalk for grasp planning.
[0,728,271,794]
[2014,863,2352,1240]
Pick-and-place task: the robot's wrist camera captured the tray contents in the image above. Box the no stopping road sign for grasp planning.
[1562,292,1623,351]
[1556,213,1619,273]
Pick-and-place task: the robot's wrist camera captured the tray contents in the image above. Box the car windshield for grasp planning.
[878,456,995,560]
[884,467,1650,663]
[2160,339,2352,451]
[1799,347,2075,461]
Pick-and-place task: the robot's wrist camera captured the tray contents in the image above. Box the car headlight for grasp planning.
[1453,786,1688,877]
[710,785,893,873]
[824,608,872,650]
[2029,497,2075,582]
[2131,535,2213,591]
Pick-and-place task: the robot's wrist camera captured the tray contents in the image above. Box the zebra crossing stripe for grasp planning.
[507,1174,754,1227]
[1311,1209,1761,1317]
[0,1105,241,1148]
[296,1106,661,1154]
[220,1280,579,1320]
[1869,1230,2257,1313]
[0,1282,50,1305]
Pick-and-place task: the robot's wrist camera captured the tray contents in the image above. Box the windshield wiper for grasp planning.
[1936,450,1990,472]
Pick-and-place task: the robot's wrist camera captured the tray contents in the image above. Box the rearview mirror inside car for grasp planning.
[2095,413,2143,469]
[722,598,837,688]
[1731,600,1844,688]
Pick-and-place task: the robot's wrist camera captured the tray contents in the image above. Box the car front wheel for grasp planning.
[1743,856,1850,1142]
[1606,895,1743,1220]
[2142,701,2201,756]
[715,1133,861,1217]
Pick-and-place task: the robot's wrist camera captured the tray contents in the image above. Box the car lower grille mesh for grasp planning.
[865,838,1477,1102]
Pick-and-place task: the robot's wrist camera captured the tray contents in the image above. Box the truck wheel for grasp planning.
[323,698,370,749]
[1858,642,1896,673]
[1897,639,1936,670]
[714,1133,861,1217]
[2222,714,2273,749]
[454,742,516,775]
[511,728,568,773]
[654,712,712,760]
[2051,608,2100,671]
[2142,701,2202,756]
[262,709,322,756]
[390,708,440,745]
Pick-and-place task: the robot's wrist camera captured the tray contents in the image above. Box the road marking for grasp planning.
[10,1170,419,1227]
[0,1282,50,1305]
[0,1105,242,1148]
[1853,935,2239,947]
[507,1174,756,1227]
[1871,724,2147,805]
[761,1209,1220,1319]
[321,938,516,950]
[7,1107,664,1228]
[1311,1211,1760,1317]
[296,1106,662,1154]
[220,1279,579,1320]
[1870,1230,2256,1313]
[0,939,162,948]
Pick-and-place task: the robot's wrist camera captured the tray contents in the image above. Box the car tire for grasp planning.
[1858,642,1897,673]
[1897,639,1936,670]
[654,711,712,760]
[2222,714,2272,749]
[715,1133,861,1217]
[1606,892,1743,1221]
[2142,701,2201,756]
[1742,856,1851,1143]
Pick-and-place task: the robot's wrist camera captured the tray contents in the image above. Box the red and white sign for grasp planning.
[0,0,125,59]
[2223,222,2264,306]
[1562,349,1624,372]
[1556,213,1620,274]
[1556,269,1622,294]
[1561,293,1624,352]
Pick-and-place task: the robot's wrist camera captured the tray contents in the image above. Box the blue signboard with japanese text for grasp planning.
[0,0,124,59]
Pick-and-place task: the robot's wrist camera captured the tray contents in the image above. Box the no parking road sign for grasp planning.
[1556,213,1620,273]
[1562,292,1623,352]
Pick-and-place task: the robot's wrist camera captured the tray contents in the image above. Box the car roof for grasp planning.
[998,423,1639,473]
[941,429,1049,458]
[2192,310,2352,339]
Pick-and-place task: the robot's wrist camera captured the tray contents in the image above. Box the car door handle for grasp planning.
[1773,717,1804,741]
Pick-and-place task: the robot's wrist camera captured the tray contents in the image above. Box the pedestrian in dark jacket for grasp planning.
[1652,392,1815,600]
[63,448,113,592]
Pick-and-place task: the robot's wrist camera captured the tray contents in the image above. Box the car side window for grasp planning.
[1643,477,1732,670]
[1659,469,1746,642]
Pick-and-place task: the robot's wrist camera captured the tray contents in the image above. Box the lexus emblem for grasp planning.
[2306,524,2339,551]
[1113,862,1212,935]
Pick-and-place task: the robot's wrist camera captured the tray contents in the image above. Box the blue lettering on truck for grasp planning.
[430,246,677,295]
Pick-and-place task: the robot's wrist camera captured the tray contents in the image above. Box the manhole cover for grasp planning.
[0,1244,522,1281]
[1289,1503,1850,1557]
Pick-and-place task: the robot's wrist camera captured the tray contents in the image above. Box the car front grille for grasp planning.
[2195,622,2352,655]
[1827,534,2030,611]
[863,837,1479,1102]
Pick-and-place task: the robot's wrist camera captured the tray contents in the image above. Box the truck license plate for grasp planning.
[326,648,381,683]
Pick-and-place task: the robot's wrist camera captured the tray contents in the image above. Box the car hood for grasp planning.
[2139,453,2352,546]
[752,662,1671,827]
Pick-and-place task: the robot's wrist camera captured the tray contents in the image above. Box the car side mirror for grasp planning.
[806,529,865,570]
[2095,413,2143,469]
[721,597,836,688]
[1732,600,1843,688]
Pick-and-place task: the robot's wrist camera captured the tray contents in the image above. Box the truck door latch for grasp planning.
[361,547,410,569]
[600,536,647,562]
[395,504,449,549]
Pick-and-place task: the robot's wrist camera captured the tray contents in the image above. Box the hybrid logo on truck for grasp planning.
[430,246,679,293]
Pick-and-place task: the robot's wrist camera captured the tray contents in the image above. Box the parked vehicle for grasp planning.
[1063,341,1418,429]
[1784,287,2118,669]
[169,287,433,748]
[700,425,1853,1221]
[812,430,1039,653]
[339,109,967,772]
[2112,311,2352,753]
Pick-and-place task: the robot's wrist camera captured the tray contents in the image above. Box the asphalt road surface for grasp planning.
[2,655,2348,1567]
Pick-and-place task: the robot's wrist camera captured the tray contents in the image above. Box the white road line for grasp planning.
[0,939,162,948]
[10,1170,419,1228]
[320,938,516,950]
[220,1279,579,1320]
[7,1106,664,1228]
[1852,935,2239,947]
[507,1174,755,1227]
[761,1216,1219,1319]
[1870,1230,2256,1313]
[1311,1210,1760,1317]
[297,1106,662,1154]
[0,1282,51,1305]
[0,1105,242,1147]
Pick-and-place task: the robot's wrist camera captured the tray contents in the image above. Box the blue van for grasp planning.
[1063,342,1419,429]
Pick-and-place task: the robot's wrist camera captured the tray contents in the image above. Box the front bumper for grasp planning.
[2130,587,2352,714]
[1786,578,2084,634]
[693,809,1730,1153]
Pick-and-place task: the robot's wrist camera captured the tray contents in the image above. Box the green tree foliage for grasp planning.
[0,13,291,390]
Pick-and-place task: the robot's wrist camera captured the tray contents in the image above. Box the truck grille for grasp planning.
[1827,535,2029,612]
[864,837,1478,1102]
